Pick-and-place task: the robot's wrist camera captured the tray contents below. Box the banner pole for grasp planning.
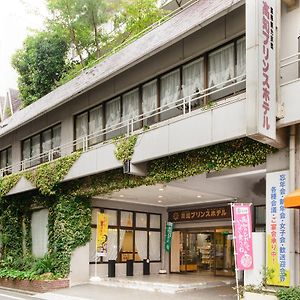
[231,203,240,300]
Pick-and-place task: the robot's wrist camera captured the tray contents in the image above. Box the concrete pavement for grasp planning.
[34,284,237,300]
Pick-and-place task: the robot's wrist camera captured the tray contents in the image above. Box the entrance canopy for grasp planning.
[284,189,300,209]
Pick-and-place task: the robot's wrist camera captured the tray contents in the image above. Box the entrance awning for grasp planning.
[284,189,300,209]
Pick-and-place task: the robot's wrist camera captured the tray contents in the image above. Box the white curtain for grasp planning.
[149,231,161,261]
[182,58,204,97]
[89,106,103,144]
[236,37,246,80]
[136,213,147,228]
[104,209,117,226]
[208,43,235,88]
[52,125,61,149]
[31,209,49,258]
[142,80,157,117]
[103,229,118,262]
[121,211,133,227]
[89,228,99,262]
[31,134,40,166]
[150,214,161,229]
[75,112,88,149]
[42,129,52,153]
[160,69,180,109]
[105,97,121,129]
[22,139,31,169]
[135,231,148,260]
[119,229,126,255]
[122,89,139,123]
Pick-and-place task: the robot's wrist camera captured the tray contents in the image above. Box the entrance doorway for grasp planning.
[171,228,235,276]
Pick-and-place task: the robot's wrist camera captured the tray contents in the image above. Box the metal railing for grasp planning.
[280,52,300,86]
[0,75,246,178]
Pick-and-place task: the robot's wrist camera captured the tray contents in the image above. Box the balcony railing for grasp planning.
[0,75,246,179]
[280,52,300,86]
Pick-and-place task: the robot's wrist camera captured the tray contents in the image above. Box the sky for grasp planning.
[0,0,48,95]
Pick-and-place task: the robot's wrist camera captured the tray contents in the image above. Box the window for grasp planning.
[142,80,157,125]
[122,89,140,123]
[75,112,88,150]
[208,43,235,90]
[160,69,180,109]
[22,124,61,168]
[75,105,104,149]
[105,97,121,139]
[236,37,246,79]
[254,205,266,232]
[89,208,161,264]
[0,147,12,176]
[182,58,205,107]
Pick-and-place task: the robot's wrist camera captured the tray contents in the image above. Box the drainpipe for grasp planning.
[290,125,297,286]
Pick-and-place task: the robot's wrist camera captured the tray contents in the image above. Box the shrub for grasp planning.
[277,287,300,300]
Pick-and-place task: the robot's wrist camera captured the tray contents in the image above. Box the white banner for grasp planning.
[246,0,277,142]
[266,171,293,286]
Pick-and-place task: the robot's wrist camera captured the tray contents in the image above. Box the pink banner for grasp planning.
[233,204,254,270]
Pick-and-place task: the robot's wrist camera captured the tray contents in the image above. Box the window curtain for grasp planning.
[135,230,148,260]
[236,37,246,80]
[208,43,234,89]
[7,147,11,167]
[142,80,157,117]
[42,129,52,154]
[122,89,139,123]
[103,229,118,262]
[150,214,161,229]
[121,211,133,227]
[75,113,88,149]
[89,228,98,262]
[0,150,6,169]
[31,135,40,166]
[52,125,61,149]
[31,209,49,258]
[149,231,161,261]
[105,97,121,130]
[22,139,31,169]
[89,106,103,145]
[182,58,204,97]
[160,69,180,109]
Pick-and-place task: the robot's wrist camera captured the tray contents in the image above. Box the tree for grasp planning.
[113,0,166,43]
[12,31,68,107]
[79,0,111,58]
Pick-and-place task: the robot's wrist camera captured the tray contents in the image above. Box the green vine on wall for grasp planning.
[113,135,138,163]
[24,151,81,195]
[65,137,276,197]
[0,137,276,281]
[0,173,22,197]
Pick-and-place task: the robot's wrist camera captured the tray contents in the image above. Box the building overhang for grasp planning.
[284,188,300,209]
[282,0,297,9]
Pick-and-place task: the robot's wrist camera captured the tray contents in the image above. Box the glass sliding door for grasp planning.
[214,229,235,276]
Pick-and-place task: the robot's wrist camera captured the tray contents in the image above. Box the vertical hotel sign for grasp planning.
[266,171,292,286]
[246,0,277,141]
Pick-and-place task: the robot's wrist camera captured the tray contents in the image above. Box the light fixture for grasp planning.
[159,188,164,191]
[158,195,163,198]
[120,195,124,198]
[158,200,163,203]
[197,195,202,198]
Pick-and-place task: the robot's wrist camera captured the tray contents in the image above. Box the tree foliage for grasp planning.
[12,31,68,107]
[13,0,166,106]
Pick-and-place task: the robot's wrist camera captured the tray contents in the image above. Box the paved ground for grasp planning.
[0,285,237,300]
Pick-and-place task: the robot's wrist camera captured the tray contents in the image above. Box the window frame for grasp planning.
[21,123,62,168]
[73,35,245,146]
[90,207,162,264]
[0,146,12,176]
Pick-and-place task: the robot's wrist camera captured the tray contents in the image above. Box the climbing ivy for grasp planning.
[0,173,22,197]
[0,137,275,281]
[65,137,276,197]
[113,135,138,163]
[24,151,81,195]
